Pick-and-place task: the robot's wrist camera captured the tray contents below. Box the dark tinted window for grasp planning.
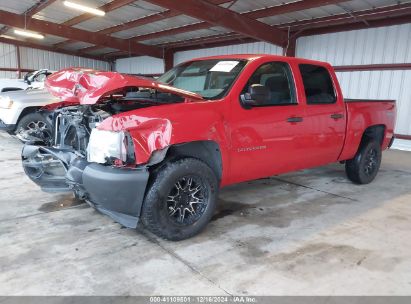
[299,64,336,104]
[242,61,296,106]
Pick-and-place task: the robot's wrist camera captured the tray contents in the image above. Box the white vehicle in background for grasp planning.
[0,89,59,143]
[0,69,54,93]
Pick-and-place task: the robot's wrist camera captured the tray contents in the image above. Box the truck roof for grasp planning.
[187,54,332,68]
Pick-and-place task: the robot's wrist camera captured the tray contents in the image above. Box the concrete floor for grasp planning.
[0,131,411,296]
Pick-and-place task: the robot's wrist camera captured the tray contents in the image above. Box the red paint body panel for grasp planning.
[339,101,396,160]
[45,68,203,104]
[46,55,396,187]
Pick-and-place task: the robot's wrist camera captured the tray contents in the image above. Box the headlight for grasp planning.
[87,129,134,165]
[0,96,13,109]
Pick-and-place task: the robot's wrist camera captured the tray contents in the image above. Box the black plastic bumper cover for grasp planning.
[0,119,15,132]
[22,144,149,228]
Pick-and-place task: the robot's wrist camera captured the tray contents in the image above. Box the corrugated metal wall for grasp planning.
[0,42,18,78]
[336,70,411,135]
[115,56,164,75]
[297,24,411,65]
[0,41,109,79]
[114,42,283,75]
[297,23,411,136]
[19,47,110,71]
[174,41,283,65]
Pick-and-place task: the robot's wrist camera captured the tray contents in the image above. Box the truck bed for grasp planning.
[338,99,396,161]
[345,99,396,103]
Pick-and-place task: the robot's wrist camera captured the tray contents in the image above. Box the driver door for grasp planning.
[228,61,306,184]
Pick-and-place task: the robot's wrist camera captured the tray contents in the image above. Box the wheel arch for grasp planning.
[16,106,42,125]
[148,140,223,182]
[360,124,386,147]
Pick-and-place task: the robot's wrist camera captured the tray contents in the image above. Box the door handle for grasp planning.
[287,117,303,123]
[330,113,344,120]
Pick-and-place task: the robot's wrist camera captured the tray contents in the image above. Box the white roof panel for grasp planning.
[86,47,118,55]
[62,41,95,51]
[111,15,201,39]
[143,27,230,45]
[221,0,294,13]
[33,0,112,24]
[73,1,167,32]
[3,28,67,45]
[0,0,407,53]
[258,0,403,26]
[0,0,33,14]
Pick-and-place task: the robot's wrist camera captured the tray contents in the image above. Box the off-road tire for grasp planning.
[141,158,218,241]
[345,140,382,184]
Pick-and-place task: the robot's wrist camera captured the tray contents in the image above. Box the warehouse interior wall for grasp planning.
[114,42,284,76]
[115,55,164,75]
[0,42,18,78]
[0,41,109,79]
[173,41,283,65]
[19,47,110,72]
[296,23,411,137]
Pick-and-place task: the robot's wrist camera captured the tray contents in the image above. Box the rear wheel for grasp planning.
[141,158,218,241]
[15,112,52,144]
[345,140,382,184]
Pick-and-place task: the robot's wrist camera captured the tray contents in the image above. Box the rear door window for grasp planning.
[299,64,336,104]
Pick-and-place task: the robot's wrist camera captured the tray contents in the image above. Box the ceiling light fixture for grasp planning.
[63,1,105,16]
[14,29,44,39]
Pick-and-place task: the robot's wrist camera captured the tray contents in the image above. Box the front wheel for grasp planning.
[15,112,52,144]
[141,158,218,241]
[345,140,382,184]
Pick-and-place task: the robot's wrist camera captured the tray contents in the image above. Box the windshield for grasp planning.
[24,71,36,81]
[157,59,247,99]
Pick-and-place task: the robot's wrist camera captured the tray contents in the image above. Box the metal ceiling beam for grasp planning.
[244,0,348,19]
[54,0,136,48]
[98,0,230,36]
[103,50,129,58]
[0,37,108,62]
[0,9,163,58]
[146,0,288,47]
[300,14,411,36]
[170,37,256,53]
[64,0,136,26]
[163,5,411,53]
[78,45,105,54]
[132,0,348,43]
[278,3,411,31]
[158,32,245,49]
[72,0,231,54]
[86,0,340,54]
[0,0,58,35]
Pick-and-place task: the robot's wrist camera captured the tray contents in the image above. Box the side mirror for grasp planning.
[240,84,270,108]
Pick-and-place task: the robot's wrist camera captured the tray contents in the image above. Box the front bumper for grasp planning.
[0,119,15,132]
[22,145,149,228]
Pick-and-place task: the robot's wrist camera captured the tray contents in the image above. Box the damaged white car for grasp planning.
[0,89,59,142]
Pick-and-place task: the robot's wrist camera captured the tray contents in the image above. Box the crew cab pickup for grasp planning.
[22,55,396,240]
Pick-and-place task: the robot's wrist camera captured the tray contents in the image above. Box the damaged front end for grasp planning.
[21,68,202,228]
[22,105,150,228]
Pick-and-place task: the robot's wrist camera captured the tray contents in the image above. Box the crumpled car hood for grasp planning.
[45,68,204,104]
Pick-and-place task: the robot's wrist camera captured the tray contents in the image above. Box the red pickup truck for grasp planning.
[22,55,396,240]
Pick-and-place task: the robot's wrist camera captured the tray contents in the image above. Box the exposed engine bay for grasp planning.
[22,88,183,194]
[46,89,183,157]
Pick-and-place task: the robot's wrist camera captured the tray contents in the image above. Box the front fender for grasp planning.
[97,102,230,169]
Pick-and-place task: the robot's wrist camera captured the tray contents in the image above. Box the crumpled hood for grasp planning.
[45,68,203,104]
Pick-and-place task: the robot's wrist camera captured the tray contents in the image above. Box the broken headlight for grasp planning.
[87,128,135,166]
